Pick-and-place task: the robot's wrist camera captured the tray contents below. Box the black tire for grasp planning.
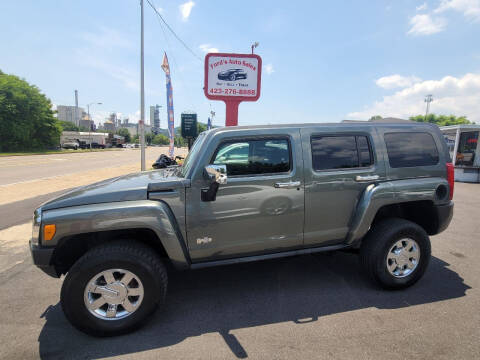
[360,218,431,290]
[229,74,236,81]
[60,241,167,336]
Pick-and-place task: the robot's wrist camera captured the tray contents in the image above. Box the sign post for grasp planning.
[204,53,262,126]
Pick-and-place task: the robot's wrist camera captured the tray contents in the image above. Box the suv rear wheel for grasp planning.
[360,218,431,289]
[60,241,167,336]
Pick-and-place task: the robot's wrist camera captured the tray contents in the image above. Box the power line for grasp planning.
[145,0,202,61]
[146,0,216,123]
[149,0,195,106]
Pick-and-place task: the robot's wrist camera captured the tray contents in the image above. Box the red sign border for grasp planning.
[204,52,262,102]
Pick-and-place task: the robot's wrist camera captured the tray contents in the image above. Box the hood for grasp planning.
[41,168,188,211]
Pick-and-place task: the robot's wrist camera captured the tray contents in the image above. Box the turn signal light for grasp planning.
[43,224,56,241]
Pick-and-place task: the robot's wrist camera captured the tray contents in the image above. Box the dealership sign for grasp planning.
[204,53,262,126]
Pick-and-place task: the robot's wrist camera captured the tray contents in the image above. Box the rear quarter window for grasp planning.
[384,132,439,168]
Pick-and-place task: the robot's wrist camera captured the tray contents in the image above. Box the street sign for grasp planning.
[204,53,262,126]
[181,113,198,138]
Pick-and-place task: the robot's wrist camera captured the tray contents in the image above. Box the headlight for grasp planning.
[32,208,42,246]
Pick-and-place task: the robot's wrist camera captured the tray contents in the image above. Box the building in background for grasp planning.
[79,119,94,131]
[109,113,118,127]
[57,105,85,126]
[103,120,115,132]
[150,105,161,134]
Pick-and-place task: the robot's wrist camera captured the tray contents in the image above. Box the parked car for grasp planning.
[30,122,454,336]
[91,142,106,149]
[62,141,80,150]
[217,68,247,81]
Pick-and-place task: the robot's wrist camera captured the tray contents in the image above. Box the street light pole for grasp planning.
[251,41,259,54]
[424,94,433,121]
[140,0,146,171]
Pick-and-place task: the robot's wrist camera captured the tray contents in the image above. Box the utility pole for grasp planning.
[425,94,433,121]
[74,90,79,126]
[140,0,146,171]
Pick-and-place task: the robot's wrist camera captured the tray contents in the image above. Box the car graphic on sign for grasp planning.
[217,69,248,81]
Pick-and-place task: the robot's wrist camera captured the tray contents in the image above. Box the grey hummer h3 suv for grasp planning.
[30,122,454,336]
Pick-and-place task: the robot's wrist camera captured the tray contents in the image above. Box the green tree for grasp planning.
[198,122,207,133]
[174,135,186,147]
[152,134,169,145]
[409,114,472,126]
[369,115,383,121]
[58,120,79,132]
[0,71,61,151]
[116,128,131,143]
[145,132,154,145]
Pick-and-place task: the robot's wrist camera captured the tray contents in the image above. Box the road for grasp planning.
[0,147,173,186]
[0,151,478,359]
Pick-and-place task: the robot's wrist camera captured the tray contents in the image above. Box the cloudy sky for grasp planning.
[1,0,479,126]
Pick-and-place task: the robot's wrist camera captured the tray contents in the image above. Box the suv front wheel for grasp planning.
[60,241,167,336]
[360,218,431,289]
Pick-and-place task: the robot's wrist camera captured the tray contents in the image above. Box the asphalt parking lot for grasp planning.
[0,152,478,359]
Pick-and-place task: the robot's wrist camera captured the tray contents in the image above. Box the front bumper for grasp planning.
[434,201,454,235]
[29,241,59,278]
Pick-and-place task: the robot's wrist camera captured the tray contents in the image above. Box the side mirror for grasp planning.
[202,165,227,202]
[205,164,228,185]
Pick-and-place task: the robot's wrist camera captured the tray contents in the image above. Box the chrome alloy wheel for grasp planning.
[84,269,144,320]
[386,238,421,278]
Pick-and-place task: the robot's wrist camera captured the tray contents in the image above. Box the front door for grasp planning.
[186,130,304,262]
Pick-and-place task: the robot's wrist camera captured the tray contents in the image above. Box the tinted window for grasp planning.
[213,138,291,176]
[311,135,373,171]
[384,132,439,168]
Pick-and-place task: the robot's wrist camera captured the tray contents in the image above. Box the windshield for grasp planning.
[179,132,207,177]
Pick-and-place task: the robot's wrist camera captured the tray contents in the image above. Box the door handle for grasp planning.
[274,181,301,189]
[355,175,379,182]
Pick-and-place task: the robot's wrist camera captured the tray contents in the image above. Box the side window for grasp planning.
[384,132,439,168]
[456,131,478,167]
[212,138,291,176]
[311,135,373,171]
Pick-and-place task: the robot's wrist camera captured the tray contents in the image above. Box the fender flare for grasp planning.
[346,178,448,244]
[42,200,191,269]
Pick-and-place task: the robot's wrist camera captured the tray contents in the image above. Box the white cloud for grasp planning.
[435,0,480,21]
[264,63,275,75]
[199,44,219,53]
[179,1,195,21]
[376,75,422,89]
[416,2,428,11]
[407,14,447,35]
[348,73,480,122]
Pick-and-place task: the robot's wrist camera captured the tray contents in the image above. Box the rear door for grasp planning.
[186,129,305,262]
[300,126,386,246]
